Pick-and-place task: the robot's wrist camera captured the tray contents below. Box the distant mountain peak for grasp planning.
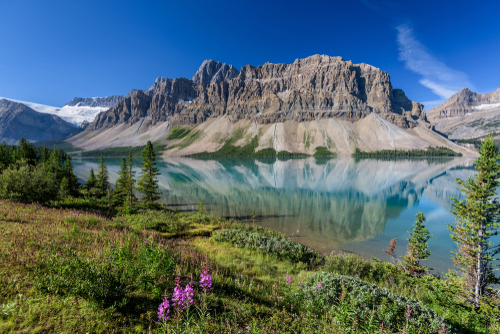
[64,95,125,108]
[192,59,239,86]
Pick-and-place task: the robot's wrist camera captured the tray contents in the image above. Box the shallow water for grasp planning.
[72,156,486,274]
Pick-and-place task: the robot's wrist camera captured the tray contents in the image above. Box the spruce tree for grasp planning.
[137,141,160,207]
[86,168,97,194]
[41,146,49,164]
[126,151,136,206]
[113,158,129,205]
[402,212,433,277]
[49,145,63,182]
[448,134,500,307]
[63,154,79,196]
[17,138,37,166]
[95,156,109,198]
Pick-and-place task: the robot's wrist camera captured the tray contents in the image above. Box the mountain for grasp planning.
[64,95,125,108]
[427,88,500,139]
[0,95,123,126]
[68,55,476,156]
[0,99,82,144]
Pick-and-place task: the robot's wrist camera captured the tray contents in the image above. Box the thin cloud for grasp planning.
[396,24,474,100]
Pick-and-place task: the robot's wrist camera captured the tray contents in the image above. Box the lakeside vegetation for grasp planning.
[1,137,500,332]
[74,143,168,158]
[352,146,463,157]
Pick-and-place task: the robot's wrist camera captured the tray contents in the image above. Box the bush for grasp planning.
[324,252,399,284]
[288,272,453,333]
[0,164,59,204]
[32,240,175,307]
[33,245,127,307]
[212,228,321,264]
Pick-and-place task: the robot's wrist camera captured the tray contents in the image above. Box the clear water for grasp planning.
[72,156,484,274]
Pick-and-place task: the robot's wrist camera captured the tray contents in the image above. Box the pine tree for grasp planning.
[448,134,500,307]
[41,146,49,164]
[17,138,37,166]
[86,168,97,194]
[402,212,433,277]
[95,156,109,198]
[63,154,79,196]
[49,145,63,182]
[113,158,129,205]
[126,151,136,206]
[137,141,160,207]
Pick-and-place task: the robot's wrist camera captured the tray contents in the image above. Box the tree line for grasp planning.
[0,139,161,210]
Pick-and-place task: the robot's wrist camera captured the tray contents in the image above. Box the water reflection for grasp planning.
[72,156,477,272]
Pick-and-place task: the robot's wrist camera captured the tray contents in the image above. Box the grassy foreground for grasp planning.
[0,200,499,333]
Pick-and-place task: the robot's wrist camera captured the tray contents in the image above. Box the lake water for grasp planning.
[72,156,482,274]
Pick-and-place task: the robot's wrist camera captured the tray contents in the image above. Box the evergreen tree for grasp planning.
[448,134,500,307]
[41,146,49,164]
[86,168,97,194]
[95,156,109,198]
[402,212,433,277]
[112,158,129,205]
[126,151,136,206]
[137,141,160,207]
[16,138,37,166]
[63,154,79,196]
[49,145,63,182]
[0,141,13,171]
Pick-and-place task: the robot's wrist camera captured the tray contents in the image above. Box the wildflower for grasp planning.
[317,280,322,290]
[285,274,292,284]
[184,284,194,308]
[438,324,447,334]
[157,295,170,321]
[406,307,411,319]
[200,269,212,294]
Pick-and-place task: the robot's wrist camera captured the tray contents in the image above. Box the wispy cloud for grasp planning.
[396,24,474,100]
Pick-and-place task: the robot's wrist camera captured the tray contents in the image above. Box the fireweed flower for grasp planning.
[317,280,322,290]
[285,274,292,284]
[200,269,212,293]
[183,284,194,308]
[157,295,170,321]
[406,307,411,319]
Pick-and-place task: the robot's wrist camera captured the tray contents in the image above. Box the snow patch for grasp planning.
[0,97,107,126]
[472,103,500,110]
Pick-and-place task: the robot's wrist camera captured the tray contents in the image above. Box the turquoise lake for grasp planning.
[72,156,482,274]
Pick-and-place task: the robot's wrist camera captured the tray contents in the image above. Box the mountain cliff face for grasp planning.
[0,99,81,144]
[88,55,427,131]
[427,88,500,139]
[64,95,125,108]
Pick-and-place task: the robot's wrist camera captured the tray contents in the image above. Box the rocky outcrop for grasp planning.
[0,99,81,144]
[427,88,500,121]
[64,95,125,108]
[427,88,500,139]
[192,59,239,86]
[88,55,427,131]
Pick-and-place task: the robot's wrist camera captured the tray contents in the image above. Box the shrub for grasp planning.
[212,228,320,264]
[0,164,59,203]
[289,272,453,333]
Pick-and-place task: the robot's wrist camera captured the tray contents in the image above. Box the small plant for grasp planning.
[383,237,397,264]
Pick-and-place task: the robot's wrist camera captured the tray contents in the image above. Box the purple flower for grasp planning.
[285,274,292,284]
[69,211,73,214]
[158,295,170,321]
[200,269,212,293]
[317,280,322,290]
[184,284,193,307]
[406,307,411,319]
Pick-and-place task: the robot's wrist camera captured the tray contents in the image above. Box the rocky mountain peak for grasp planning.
[192,59,239,86]
[64,95,125,108]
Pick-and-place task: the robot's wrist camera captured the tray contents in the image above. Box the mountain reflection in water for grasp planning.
[73,156,478,273]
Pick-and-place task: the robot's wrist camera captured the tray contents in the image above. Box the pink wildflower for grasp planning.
[157,295,170,321]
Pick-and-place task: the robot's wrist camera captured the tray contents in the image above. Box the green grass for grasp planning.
[166,126,191,140]
[352,146,463,157]
[1,200,499,333]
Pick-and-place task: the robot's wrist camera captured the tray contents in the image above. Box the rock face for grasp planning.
[427,88,500,139]
[89,55,427,131]
[0,99,81,144]
[192,59,239,86]
[64,95,125,108]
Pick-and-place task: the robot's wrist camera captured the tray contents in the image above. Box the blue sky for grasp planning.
[1,0,499,110]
